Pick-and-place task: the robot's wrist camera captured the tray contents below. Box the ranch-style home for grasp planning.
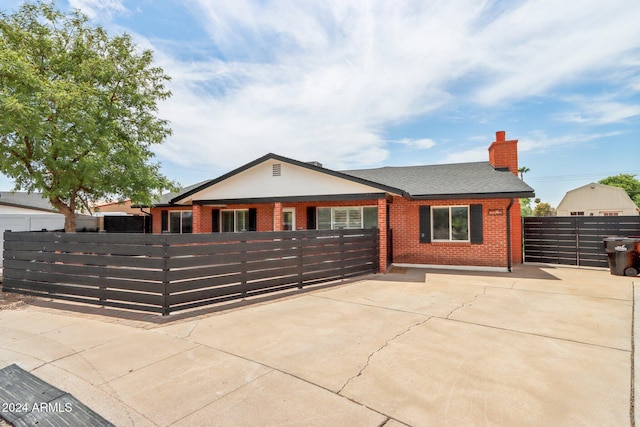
[150,131,534,272]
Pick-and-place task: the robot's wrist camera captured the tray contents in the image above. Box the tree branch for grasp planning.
[8,146,35,175]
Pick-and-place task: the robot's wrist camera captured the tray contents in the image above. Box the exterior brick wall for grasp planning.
[150,196,523,270]
[388,196,520,268]
[150,206,193,233]
[273,202,282,231]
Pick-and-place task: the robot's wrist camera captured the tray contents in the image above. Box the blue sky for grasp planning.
[2,0,640,207]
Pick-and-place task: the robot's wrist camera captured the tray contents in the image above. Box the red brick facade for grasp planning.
[151,195,522,272]
[488,130,518,175]
[388,196,521,268]
[149,131,528,273]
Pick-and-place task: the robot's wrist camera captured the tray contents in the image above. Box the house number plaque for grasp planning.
[488,209,505,216]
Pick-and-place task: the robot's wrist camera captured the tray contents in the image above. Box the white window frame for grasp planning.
[221,209,249,232]
[282,208,296,231]
[169,210,193,234]
[431,206,470,242]
[317,206,378,230]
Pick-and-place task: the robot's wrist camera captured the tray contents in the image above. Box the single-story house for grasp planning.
[0,191,97,234]
[0,192,65,268]
[90,200,152,233]
[93,199,142,215]
[556,182,639,216]
[150,131,535,272]
[0,191,65,231]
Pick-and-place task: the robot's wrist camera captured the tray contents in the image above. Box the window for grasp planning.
[570,211,584,216]
[282,208,295,230]
[317,206,378,230]
[221,209,249,232]
[169,211,192,233]
[603,212,619,216]
[363,206,378,229]
[432,206,469,241]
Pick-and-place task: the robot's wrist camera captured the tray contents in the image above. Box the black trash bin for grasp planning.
[604,237,640,276]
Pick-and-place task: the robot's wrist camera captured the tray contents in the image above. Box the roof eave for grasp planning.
[409,191,536,200]
[0,202,56,213]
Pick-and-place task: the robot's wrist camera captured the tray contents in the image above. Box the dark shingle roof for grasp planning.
[341,161,534,199]
[165,155,535,205]
[0,192,55,212]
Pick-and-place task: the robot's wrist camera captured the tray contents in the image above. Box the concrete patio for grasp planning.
[0,264,636,426]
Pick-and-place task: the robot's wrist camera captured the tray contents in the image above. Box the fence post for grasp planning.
[375,229,380,272]
[340,230,346,279]
[240,239,247,298]
[573,218,580,267]
[297,235,304,289]
[162,236,170,316]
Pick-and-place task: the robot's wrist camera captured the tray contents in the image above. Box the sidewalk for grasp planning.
[0,264,636,426]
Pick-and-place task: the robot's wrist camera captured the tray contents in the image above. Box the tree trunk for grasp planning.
[63,213,76,232]
[50,197,76,232]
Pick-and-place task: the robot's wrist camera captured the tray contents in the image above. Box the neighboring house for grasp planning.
[556,183,640,217]
[92,200,152,232]
[0,191,65,231]
[93,200,141,215]
[150,131,534,272]
[0,192,64,268]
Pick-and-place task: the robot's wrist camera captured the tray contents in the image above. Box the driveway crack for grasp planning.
[445,287,486,319]
[337,316,431,395]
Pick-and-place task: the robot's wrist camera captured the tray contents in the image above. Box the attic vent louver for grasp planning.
[272,164,282,176]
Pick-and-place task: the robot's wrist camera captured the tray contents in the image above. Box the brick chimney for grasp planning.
[488,130,518,176]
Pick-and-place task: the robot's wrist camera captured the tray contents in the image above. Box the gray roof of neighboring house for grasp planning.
[0,192,56,212]
[156,180,212,206]
[341,161,535,199]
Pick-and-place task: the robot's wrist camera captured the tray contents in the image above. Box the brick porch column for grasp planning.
[192,204,202,233]
[377,198,387,273]
[273,202,282,231]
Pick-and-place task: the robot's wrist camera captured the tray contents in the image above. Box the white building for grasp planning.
[556,183,639,216]
[0,192,65,268]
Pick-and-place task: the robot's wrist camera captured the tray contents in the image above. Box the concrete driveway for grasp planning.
[0,264,636,426]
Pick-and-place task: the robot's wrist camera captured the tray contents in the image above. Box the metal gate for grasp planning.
[523,216,640,267]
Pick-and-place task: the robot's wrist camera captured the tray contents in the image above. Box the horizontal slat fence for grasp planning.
[2,229,378,315]
[523,216,640,267]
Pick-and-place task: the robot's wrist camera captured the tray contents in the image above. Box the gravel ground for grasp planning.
[0,286,35,310]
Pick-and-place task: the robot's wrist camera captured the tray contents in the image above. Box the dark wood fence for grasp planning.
[2,229,378,315]
[103,215,151,233]
[523,216,640,267]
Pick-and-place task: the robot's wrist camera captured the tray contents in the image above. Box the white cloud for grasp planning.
[393,138,437,150]
[470,0,640,105]
[437,130,625,165]
[68,0,126,19]
[138,0,640,172]
[518,131,624,152]
[558,100,640,125]
[438,147,488,164]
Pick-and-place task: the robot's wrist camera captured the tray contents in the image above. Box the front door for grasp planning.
[282,208,295,231]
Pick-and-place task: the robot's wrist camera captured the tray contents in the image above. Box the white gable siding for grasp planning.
[180,159,387,204]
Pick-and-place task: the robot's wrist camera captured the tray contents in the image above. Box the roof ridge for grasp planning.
[341,161,490,173]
